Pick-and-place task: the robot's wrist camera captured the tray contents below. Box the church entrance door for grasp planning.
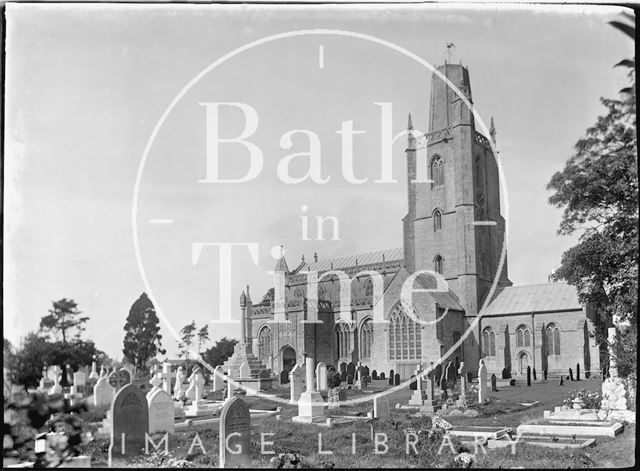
[282,346,296,374]
[518,351,530,375]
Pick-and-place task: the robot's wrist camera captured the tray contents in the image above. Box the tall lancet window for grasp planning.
[335,322,351,359]
[388,302,422,361]
[431,155,445,188]
[360,318,373,360]
[258,326,272,359]
[433,209,442,231]
[434,254,444,275]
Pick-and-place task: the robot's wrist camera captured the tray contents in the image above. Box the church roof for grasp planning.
[305,247,404,272]
[481,282,582,315]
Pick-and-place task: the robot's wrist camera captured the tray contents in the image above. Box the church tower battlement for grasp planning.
[403,62,511,316]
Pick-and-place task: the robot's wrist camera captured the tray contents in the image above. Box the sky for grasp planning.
[3,3,634,361]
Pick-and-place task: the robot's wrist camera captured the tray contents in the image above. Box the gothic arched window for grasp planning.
[434,254,444,275]
[431,155,445,188]
[516,325,531,348]
[258,326,272,359]
[293,287,304,298]
[546,323,561,356]
[433,209,442,231]
[482,327,496,357]
[335,322,351,359]
[360,318,373,360]
[388,302,422,360]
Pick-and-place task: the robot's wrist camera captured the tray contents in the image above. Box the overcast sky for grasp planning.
[4,3,633,361]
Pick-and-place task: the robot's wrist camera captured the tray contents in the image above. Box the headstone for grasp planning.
[478,359,488,404]
[439,371,447,390]
[149,372,163,393]
[186,373,205,401]
[289,364,304,403]
[161,362,174,394]
[219,396,251,468]
[347,375,354,385]
[389,369,394,384]
[212,366,226,392]
[501,367,508,379]
[491,374,498,392]
[434,364,442,385]
[576,363,581,381]
[363,366,370,377]
[49,366,62,395]
[108,384,149,463]
[340,370,347,382]
[526,366,531,387]
[543,369,548,381]
[560,376,564,386]
[94,377,116,407]
[394,373,400,386]
[239,362,251,378]
[147,388,175,434]
[379,372,385,380]
[280,370,289,385]
[89,361,100,381]
[327,387,346,409]
[456,375,467,407]
[346,362,356,379]
[315,362,328,393]
[445,361,454,382]
[372,370,378,380]
[569,368,574,382]
[373,397,390,420]
[409,375,417,390]
[339,362,347,373]
[533,368,537,381]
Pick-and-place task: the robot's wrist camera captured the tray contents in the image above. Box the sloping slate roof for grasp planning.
[429,290,465,311]
[481,282,582,315]
[305,247,404,272]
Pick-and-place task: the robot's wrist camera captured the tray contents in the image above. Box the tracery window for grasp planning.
[335,322,351,359]
[482,327,496,357]
[431,155,445,187]
[388,302,422,360]
[516,325,531,348]
[258,326,272,359]
[360,318,373,360]
[364,278,373,297]
[546,323,561,356]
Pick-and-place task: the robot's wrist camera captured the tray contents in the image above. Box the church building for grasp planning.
[240,62,603,380]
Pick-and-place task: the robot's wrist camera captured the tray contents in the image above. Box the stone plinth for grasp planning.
[222,342,270,380]
[292,390,325,423]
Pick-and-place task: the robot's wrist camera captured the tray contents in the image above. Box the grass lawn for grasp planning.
[81,377,635,468]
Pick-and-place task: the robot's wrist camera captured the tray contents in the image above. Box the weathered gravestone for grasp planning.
[93,376,116,407]
[394,373,400,386]
[210,365,225,392]
[533,368,537,381]
[388,369,394,386]
[526,366,531,387]
[280,370,289,385]
[290,364,304,403]
[576,363,581,381]
[315,362,328,393]
[339,362,347,374]
[173,367,186,400]
[161,362,174,395]
[346,362,356,379]
[543,368,548,381]
[409,375,417,390]
[108,384,149,465]
[373,396,390,420]
[219,396,251,468]
[347,375,354,385]
[186,373,205,401]
[491,374,498,392]
[379,372,385,380]
[340,370,347,382]
[372,370,378,380]
[501,367,509,379]
[569,368,574,382]
[147,388,175,434]
[478,360,488,404]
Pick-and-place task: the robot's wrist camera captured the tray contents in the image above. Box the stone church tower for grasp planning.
[403,63,511,318]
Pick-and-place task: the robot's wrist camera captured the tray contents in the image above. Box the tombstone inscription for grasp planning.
[219,396,251,468]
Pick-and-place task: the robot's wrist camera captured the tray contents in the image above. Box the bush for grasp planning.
[327,370,341,389]
[563,389,602,409]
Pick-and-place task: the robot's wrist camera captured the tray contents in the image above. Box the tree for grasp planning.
[196,325,210,359]
[39,299,89,344]
[203,337,238,368]
[177,320,197,364]
[547,13,637,376]
[122,293,166,373]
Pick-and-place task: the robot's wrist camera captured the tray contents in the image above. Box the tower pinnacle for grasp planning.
[407,112,414,130]
[489,116,497,145]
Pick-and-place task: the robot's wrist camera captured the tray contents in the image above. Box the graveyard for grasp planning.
[3,355,636,468]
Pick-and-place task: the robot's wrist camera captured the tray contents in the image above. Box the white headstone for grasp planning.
[173,367,185,400]
[478,359,488,404]
[289,364,305,403]
[147,388,175,434]
[73,371,87,387]
[315,362,328,393]
[161,362,173,394]
[373,396,390,419]
[94,376,116,407]
[219,397,251,468]
[89,361,100,380]
[212,365,226,392]
[185,372,205,401]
